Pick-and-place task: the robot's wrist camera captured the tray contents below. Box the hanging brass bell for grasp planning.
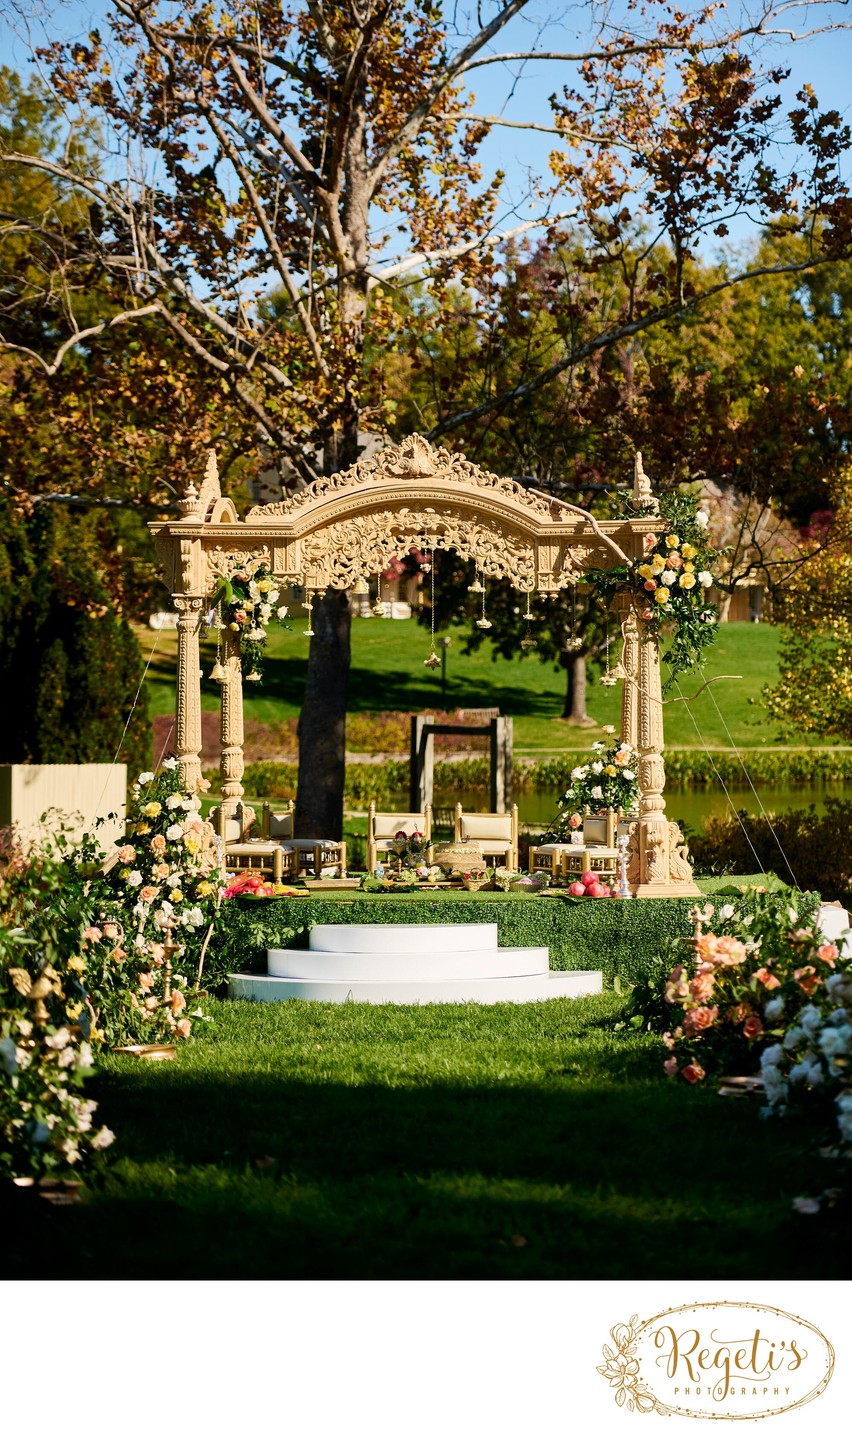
[352,576,370,595]
[209,660,226,682]
[423,649,441,670]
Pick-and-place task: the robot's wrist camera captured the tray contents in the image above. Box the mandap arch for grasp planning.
[150,434,699,897]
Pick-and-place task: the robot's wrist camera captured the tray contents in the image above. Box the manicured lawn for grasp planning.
[138,617,828,752]
[6,993,845,1281]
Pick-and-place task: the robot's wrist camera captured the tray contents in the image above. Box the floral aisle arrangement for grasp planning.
[543,737,639,842]
[1,832,114,1180]
[588,491,720,687]
[90,760,223,1044]
[651,892,843,1085]
[211,555,289,682]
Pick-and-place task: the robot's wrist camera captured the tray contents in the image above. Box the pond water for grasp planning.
[408,783,852,834]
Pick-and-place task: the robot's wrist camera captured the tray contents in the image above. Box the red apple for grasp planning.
[580,871,596,887]
[568,881,585,897]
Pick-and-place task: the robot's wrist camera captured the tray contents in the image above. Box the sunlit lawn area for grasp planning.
[138,618,814,752]
[5,993,844,1281]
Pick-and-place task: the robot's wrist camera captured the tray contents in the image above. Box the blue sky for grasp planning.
[3,1,850,256]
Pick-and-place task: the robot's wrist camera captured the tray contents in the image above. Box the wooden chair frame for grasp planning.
[366,802,432,874]
[454,803,518,870]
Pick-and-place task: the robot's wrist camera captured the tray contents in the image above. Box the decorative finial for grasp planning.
[204,448,219,487]
[633,451,657,512]
[177,480,201,520]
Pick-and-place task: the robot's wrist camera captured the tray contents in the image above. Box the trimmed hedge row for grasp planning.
[208,882,814,994]
[218,749,852,805]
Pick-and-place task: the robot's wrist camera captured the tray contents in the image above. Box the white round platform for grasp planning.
[309,922,498,953]
[268,943,549,982]
[229,969,603,1006]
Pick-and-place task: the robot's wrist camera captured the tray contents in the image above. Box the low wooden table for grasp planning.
[280,840,348,878]
[225,841,291,883]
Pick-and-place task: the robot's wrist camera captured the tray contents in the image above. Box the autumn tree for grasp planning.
[2,2,851,831]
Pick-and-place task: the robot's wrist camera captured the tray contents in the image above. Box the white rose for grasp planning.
[695,510,709,529]
[698,570,713,588]
[127,870,143,887]
[137,771,154,785]
[591,742,605,753]
[162,757,178,771]
[591,785,603,800]
[166,824,183,841]
[719,903,735,920]
[91,1126,115,1151]
[621,768,635,781]
[760,1043,784,1068]
[570,766,585,780]
[591,761,603,774]
[181,796,201,811]
[268,589,280,605]
[45,1027,72,1050]
[166,793,183,810]
[277,605,289,620]
[661,569,676,586]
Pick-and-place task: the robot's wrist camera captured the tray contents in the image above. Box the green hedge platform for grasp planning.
[211,876,806,992]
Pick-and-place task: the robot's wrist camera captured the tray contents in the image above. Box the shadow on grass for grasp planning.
[4,1065,847,1281]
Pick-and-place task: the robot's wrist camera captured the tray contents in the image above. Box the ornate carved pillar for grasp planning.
[173,595,205,792]
[632,616,700,898]
[219,627,245,809]
[615,593,639,751]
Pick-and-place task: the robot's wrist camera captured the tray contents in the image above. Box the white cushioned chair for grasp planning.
[367,803,432,874]
[454,804,518,870]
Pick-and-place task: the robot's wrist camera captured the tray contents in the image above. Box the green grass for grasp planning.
[5,994,846,1281]
[140,619,806,751]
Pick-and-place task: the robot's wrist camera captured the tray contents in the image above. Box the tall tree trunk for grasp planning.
[562,651,597,725]
[295,588,351,839]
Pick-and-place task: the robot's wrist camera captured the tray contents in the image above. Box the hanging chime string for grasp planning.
[704,682,800,889]
[672,675,767,878]
[88,621,165,829]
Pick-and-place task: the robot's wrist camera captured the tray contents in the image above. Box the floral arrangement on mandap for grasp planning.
[588,491,720,687]
[544,737,638,842]
[211,554,288,682]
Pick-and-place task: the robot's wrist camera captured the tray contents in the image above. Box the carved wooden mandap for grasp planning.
[150,433,700,897]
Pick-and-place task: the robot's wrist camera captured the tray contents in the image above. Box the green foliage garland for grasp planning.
[211,556,289,683]
[586,490,720,690]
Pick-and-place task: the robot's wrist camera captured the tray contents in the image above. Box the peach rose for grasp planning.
[170,990,186,1015]
[144,995,159,1010]
[794,966,821,996]
[139,972,154,993]
[754,967,781,990]
[117,846,135,863]
[743,1015,763,1040]
[663,1057,679,1077]
[139,885,159,904]
[683,1005,718,1036]
[681,1062,706,1084]
[175,1017,192,1039]
[102,923,120,940]
[150,835,167,856]
[817,943,838,966]
[689,972,715,1003]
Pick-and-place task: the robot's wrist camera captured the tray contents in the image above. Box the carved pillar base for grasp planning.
[633,615,701,898]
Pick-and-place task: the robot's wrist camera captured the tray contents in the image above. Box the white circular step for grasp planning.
[308,922,498,954]
[268,944,549,982]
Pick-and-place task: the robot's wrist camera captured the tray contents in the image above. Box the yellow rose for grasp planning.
[655,587,670,604]
[665,534,680,547]
[197,881,214,898]
[66,1001,83,1020]
[135,823,151,835]
[605,765,617,776]
[679,572,696,589]
[144,802,162,818]
[651,553,666,572]
[183,833,202,854]
[637,563,654,580]
[683,561,695,572]
[169,889,184,903]
[681,543,697,559]
[67,955,86,974]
